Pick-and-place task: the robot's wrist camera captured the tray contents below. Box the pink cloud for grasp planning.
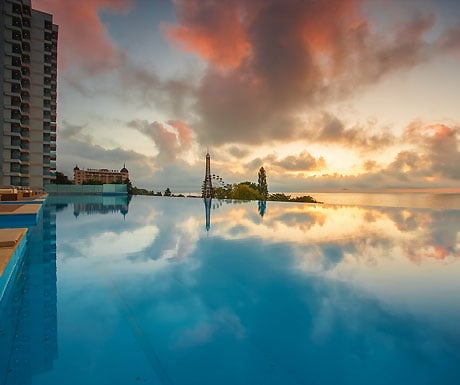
[164,0,250,69]
[127,119,194,165]
[34,0,133,74]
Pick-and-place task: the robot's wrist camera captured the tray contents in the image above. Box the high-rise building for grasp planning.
[0,0,58,188]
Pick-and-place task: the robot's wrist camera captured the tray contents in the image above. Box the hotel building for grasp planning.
[0,0,58,188]
[73,165,129,185]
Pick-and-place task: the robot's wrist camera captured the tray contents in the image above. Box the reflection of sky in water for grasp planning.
[2,196,460,385]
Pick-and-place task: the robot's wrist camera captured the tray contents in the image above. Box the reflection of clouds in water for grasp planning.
[211,203,460,265]
[171,308,245,350]
[48,196,460,384]
[78,226,159,260]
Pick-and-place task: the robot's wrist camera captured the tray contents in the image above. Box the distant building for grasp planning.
[73,164,129,185]
[1,0,58,188]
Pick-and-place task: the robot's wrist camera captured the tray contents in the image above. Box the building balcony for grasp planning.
[20,156,30,164]
[10,124,21,134]
[10,151,21,160]
[11,138,21,146]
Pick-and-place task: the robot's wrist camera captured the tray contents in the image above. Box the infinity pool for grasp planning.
[1,195,460,385]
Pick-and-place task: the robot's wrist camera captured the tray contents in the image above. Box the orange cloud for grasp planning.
[34,0,133,74]
[164,0,250,69]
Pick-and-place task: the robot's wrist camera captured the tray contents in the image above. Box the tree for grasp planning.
[231,184,262,200]
[124,178,133,195]
[164,187,172,196]
[54,171,72,184]
[257,167,268,199]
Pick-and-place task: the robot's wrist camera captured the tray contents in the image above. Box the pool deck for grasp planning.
[0,203,42,215]
[0,228,27,276]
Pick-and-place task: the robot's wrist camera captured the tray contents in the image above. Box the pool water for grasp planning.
[1,195,460,385]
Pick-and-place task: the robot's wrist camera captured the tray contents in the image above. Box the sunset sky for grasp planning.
[34,0,460,192]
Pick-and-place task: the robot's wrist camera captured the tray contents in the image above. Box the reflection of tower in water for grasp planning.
[202,151,213,232]
[204,197,212,232]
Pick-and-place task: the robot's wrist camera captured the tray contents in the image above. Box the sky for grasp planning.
[33,0,460,193]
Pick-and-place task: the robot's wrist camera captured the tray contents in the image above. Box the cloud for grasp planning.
[58,138,155,185]
[119,65,196,119]
[244,151,326,176]
[59,120,89,140]
[166,0,458,146]
[35,0,133,74]
[312,113,396,151]
[403,122,460,179]
[164,1,250,69]
[128,119,195,165]
[273,151,327,172]
[226,146,250,158]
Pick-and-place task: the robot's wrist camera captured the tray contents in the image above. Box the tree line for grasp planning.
[206,167,319,203]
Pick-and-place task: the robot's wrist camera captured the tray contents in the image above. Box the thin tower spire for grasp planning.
[203,151,213,198]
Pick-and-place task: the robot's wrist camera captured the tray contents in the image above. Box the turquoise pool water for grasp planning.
[1,195,460,385]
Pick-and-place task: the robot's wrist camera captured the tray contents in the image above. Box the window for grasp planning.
[12,4,22,14]
[22,5,31,16]
[11,83,21,93]
[12,17,21,27]
[22,18,31,28]
[44,20,53,30]
[11,96,21,106]
[12,70,21,80]
[44,32,52,41]
[22,30,30,40]
[12,57,21,66]
[12,44,21,54]
[12,30,21,41]
[21,79,30,89]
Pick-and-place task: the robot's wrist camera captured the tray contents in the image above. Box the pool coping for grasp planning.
[0,228,28,305]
